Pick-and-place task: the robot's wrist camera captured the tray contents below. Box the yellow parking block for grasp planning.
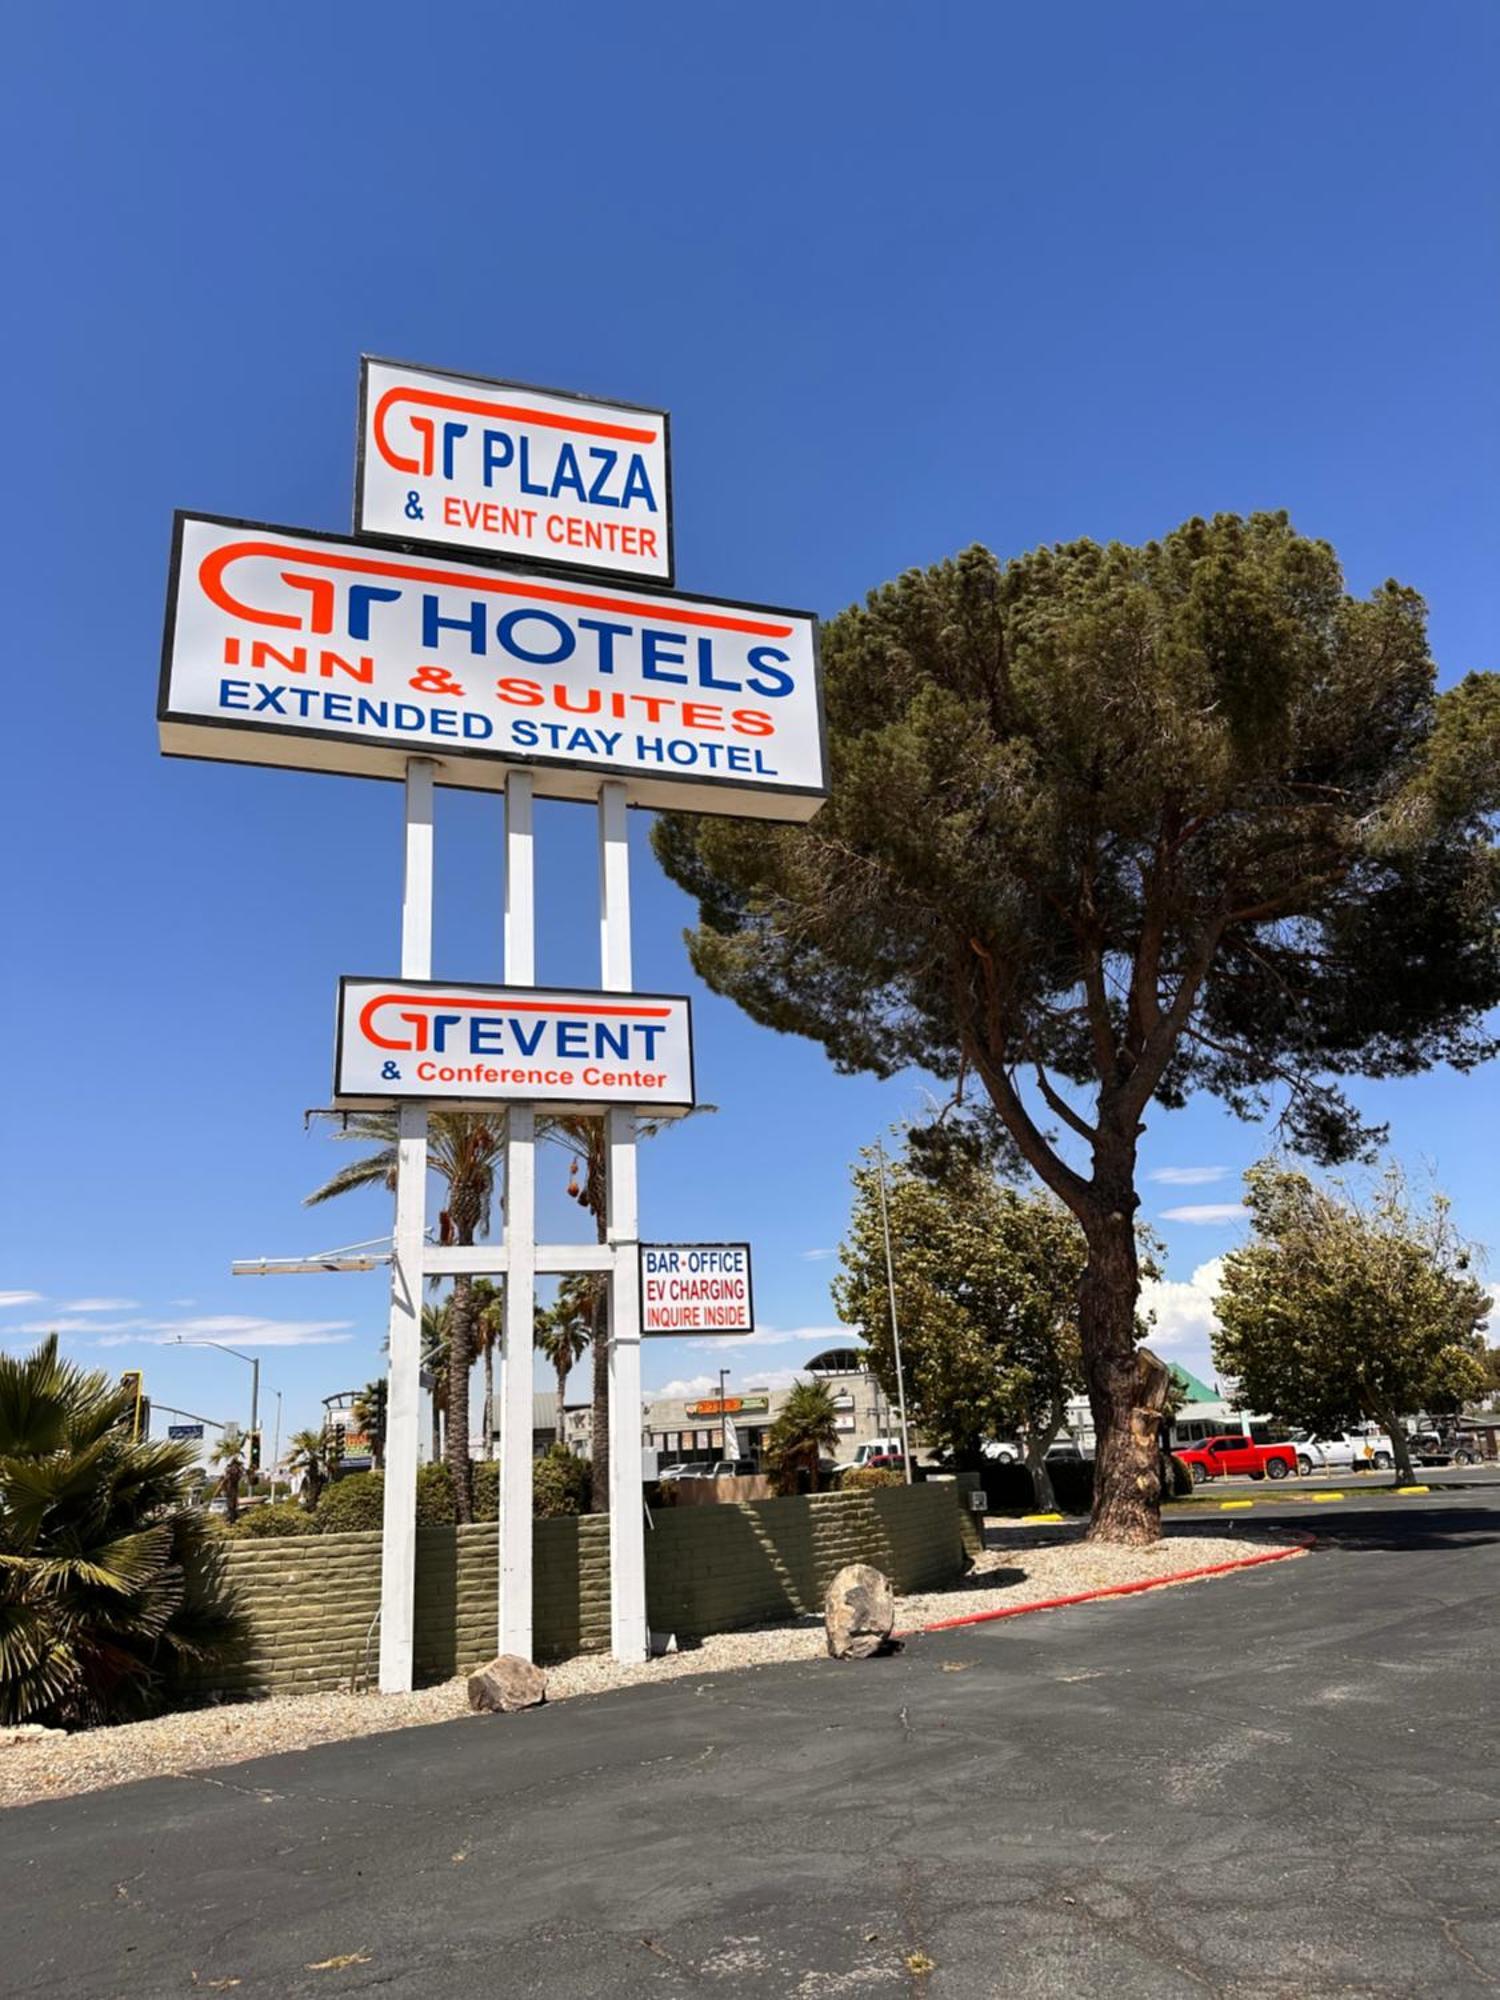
[1310,1491,1346,1502]
[1390,1484,1430,1495]
[1219,1499,1254,1509]
[1021,1512,1064,1524]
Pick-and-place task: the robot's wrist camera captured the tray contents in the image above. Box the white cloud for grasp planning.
[0,1291,41,1308]
[649,1366,811,1399]
[801,1248,836,1262]
[60,1297,141,1312]
[1147,1167,1231,1187]
[0,1312,356,1350]
[684,1322,850,1353]
[1139,1257,1226,1353]
[1160,1203,1247,1226]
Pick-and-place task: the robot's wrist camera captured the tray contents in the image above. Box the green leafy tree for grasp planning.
[535,1274,597,1446]
[834,1143,1086,1508]
[1213,1164,1490,1484]
[286,1428,329,1510]
[0,1337,238,1726]
[307,1111,504,1523]
[654,517,1500,1542]
[764,1379,841,1494]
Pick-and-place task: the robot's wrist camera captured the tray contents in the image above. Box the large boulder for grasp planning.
[824,1562,896,1659]
[467,1653,548,1713]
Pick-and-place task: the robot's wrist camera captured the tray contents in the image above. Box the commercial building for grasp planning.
[639,1346,899,1470]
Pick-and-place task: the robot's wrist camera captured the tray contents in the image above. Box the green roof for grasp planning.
[1168,1362,1218,1403]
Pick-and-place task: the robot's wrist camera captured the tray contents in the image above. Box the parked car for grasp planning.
[1177,1434,1299,1483]
[852,1437,905,1467]
[1292,1430,1395,1474]
[862,1451,908,1473]
[1407,1429,1482,1467]
[661,1461,713,1481]
[983,1438,1023,1464]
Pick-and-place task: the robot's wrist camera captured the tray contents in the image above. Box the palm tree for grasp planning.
[764,1380,841,1496]
[350,1379,388,1470]
[0,1336,239,1726]
[535,1275,597,1446]
[307,1110,505,1524]
[286,1428,328,1509]
[470,1280,503,1459]
[420,1300,449,1464]
[210,1431,246,1524]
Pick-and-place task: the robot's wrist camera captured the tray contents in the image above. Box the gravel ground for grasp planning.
[0,1526,1300,1810]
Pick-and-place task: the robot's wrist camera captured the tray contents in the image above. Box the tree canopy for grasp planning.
[1213,1163,1490,1484]
[655,514,1500,1542]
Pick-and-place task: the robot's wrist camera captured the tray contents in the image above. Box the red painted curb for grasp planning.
[905,1529,1315,1636]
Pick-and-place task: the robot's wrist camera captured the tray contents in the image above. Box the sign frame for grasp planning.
[158,511,828,822]
[639,1241,755,1338]
[332,974,697,1115]
[354,354,676,587]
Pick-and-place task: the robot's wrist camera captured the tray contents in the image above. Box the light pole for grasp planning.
[169,1338,260,1454]
[873,1139,914,1484]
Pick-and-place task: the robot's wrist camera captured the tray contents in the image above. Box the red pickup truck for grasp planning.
[1177,1434,1298,1484]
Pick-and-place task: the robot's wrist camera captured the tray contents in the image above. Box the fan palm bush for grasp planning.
[763,1380,841,1496]
[0,1336,239,1728]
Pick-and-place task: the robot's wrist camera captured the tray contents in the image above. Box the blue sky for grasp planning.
[2,3,1496,1451]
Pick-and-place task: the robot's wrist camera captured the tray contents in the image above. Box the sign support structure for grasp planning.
[379,758,434,1693]
[499,771,536,1660]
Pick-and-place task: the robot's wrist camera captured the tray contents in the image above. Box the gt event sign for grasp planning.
[159,515,826,820]
[357,358,673,584]
[334,977,695,1112]
[640,1243,754,1335]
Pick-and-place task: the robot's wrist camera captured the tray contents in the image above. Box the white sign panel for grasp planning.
[335,978,695,1112]
[357,358,673,583]
[159,515,826,821]
[640,1243,754,1335]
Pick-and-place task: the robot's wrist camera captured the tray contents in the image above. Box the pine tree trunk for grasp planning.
[447,1275,475,1524]
[1080,1184,1165,1547]
[555,1352,568,1446]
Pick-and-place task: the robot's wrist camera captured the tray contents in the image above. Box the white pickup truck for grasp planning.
[1292,1430,1395,1474]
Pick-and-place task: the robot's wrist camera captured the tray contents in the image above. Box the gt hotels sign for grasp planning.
[357,358,673,583]
[159,515,825,821]
[334,977,694,1112]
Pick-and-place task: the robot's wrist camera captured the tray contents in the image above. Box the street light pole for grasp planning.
[169,1338,262,1456]
[873,1139,914,1485]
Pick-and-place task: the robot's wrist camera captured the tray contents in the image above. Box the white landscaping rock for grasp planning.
[824,1562,896,1659]
[0,1724,65,1747]
[467,1654,548,1713]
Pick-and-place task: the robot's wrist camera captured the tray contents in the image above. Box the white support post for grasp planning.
[498,772,536,1659]
[600,780,648,1662]
[379,758,434,1694]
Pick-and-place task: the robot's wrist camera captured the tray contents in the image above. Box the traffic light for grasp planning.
[247,1429,262,1474]
[118,1371,146,1442]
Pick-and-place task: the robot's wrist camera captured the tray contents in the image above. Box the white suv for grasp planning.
[1293,1430,1395,1474]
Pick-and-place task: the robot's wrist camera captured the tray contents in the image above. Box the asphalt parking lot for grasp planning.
[5,1493,1498,1998]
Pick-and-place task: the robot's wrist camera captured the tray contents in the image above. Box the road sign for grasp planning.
[357,358,673,584]
[335,976,695,1112]
[167,1423,205,1440]
[641,1243,754,1335]
[159,514,825,820]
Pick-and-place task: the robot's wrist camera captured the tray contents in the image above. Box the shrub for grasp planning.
[471,1460,499,1522]
[0,1336,241,1726]
[534,1446,591,1517]
[313,1470,384,1534]
[977,1461,1037,1515]
[239,1501,315,1538]
[416,1462,456,1526]
[1048,1459,1095,1515]
[840,1465,904,1492]
[1167,1453,1195,1499]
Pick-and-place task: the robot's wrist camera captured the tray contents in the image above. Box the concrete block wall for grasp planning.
[199,1483,965,1697]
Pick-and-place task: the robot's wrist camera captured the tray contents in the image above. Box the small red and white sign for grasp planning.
[357,357,672,583]
[640,1243,754,1336]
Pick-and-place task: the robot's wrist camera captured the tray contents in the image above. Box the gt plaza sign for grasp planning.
[357,358,673,584]
[162,356,821,1693]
